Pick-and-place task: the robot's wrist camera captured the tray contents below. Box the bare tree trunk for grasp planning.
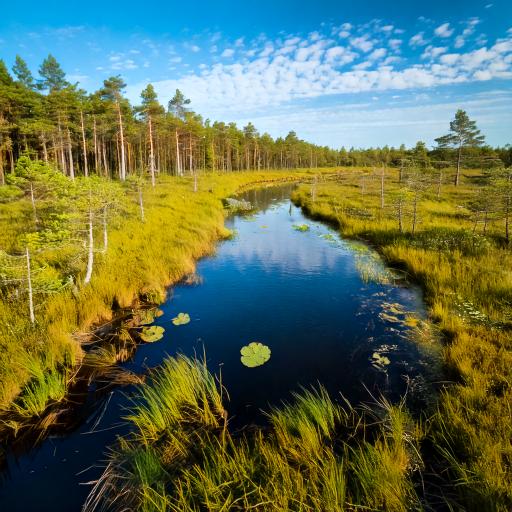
[67,128,75,180]
[40,134,48,163]
[189,134,193,174]
[58,119,67,175]
[93,116,99,173]
[26,247,35,324]
[84,207,94,284]
[455,144,462,186]
[117,101,126,181]
[80,110,89,177]
[148,115,155,187]
[175,129,182,176]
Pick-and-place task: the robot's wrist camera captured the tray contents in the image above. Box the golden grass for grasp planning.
[291,168,512,510]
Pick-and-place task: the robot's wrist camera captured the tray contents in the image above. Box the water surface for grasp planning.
[0,184,435,511]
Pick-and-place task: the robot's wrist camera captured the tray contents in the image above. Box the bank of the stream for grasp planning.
[291,172,512,511]
[1,181,438,512]
[0,170,321,432]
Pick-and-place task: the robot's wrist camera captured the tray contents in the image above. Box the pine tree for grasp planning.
[435,110,485,186]
[38,54,68,92]
[12,55,34,89]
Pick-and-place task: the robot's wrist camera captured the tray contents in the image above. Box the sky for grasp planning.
[1,0,512,148]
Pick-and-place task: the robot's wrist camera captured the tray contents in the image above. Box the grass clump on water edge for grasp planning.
[84,355,423,512]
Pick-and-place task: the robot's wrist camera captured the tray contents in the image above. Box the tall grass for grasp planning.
[85,355,423,512]
[0,170,321,418]
[291,168,512,510]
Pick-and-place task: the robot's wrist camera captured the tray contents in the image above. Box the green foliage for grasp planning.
[292,223,310,231]
[240,341,271,367]
[171,312,190,326]
[85,356,422,512]
[140,326,165,343]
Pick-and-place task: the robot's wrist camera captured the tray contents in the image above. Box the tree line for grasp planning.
[1,54,511,185]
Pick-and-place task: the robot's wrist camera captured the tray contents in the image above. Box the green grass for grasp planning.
[84,355,423,512]
[291,168,512,510]
[0,169,324,419]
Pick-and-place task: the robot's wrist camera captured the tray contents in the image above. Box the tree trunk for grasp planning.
[80,110,89,177]
[117,101,126,181]
[175,129,182,176]
[455,144,462,186]
[84,207,94,284]
[40,134,48,164]
[67,128,75,180]
[26,247,35,324]
[148,115,156,187]
[58,119,67,175]
[93,116,99,173]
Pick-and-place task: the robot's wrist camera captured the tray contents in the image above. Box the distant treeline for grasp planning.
[1,54,511,183]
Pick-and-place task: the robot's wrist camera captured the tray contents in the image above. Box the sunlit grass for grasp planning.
[0,170,322,415]
[85,355,423,512]
[291,168,512,510]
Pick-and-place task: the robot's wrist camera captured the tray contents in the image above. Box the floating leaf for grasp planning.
[293,224,310,232]
[140,325,165,343]
[320,233,335,241]
[371,352,390,370]
[172,312,190,326]
[240,342,271,368]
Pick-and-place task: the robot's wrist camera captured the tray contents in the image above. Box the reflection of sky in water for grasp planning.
[223,205,354,274]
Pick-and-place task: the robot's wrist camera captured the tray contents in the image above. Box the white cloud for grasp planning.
[369,48,387,61]
[123,22,512,130]
[351,36,374,53]
[434,23,454,38]
[221,48,235,58]
[388,38,402,51]
[421,46,448,60]
[409,32,428,47]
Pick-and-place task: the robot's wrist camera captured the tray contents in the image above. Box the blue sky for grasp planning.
[1,0,512,148]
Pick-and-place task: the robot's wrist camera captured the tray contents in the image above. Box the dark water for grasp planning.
[0,185,435,511]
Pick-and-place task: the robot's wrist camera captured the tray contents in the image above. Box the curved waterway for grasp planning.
[0,184,437,511]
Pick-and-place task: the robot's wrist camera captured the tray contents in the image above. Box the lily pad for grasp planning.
[140,325,165,343]
[172,312,190,326]
[240,342,271,368]
[293,224,310,232]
